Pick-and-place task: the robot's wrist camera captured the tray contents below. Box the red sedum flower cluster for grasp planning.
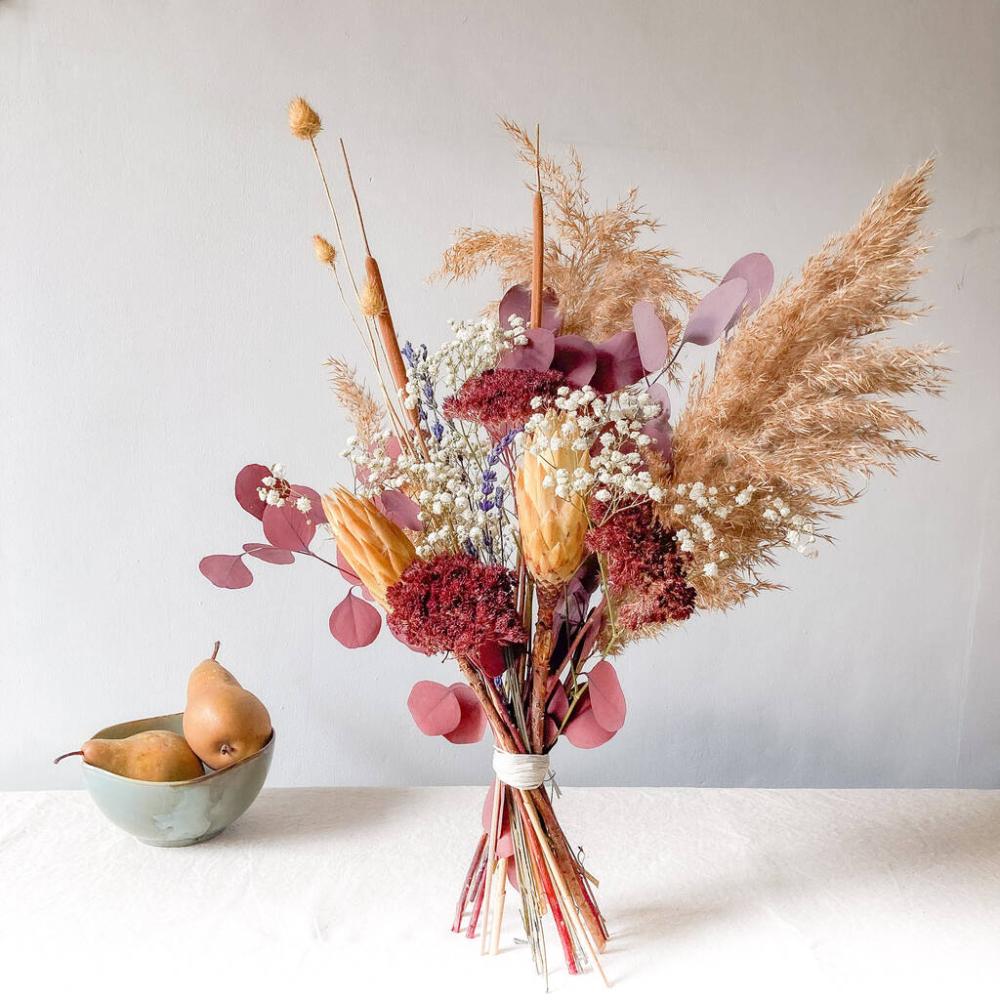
[586,501,696,631]
[386,553,527,657]
[443,368,565,439]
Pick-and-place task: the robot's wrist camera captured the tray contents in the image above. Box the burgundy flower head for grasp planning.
[443,368,564,439]
[386,553,527,657]
[586,501,695,630]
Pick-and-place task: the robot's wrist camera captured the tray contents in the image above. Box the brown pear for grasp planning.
[54,730,204,781]
[183,641,271,769]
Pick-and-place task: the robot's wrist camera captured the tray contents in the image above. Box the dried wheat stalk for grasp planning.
[324,356,384,448]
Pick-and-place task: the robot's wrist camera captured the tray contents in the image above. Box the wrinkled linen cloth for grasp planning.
[1,787,998,998]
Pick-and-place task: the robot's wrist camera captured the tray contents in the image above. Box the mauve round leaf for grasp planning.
[591,329,645,392]
[482,780,514,857]
[476,640,507,679]
[329,592,381,648]
[564,699,616,749]
[632,300,669,372]
[242,543,295,565]
[551,335,597,388]
[336,549,374,601]
[407,680,462,736]
[262,503,316,554]
[587,660,627,732]
[443,683,487,744]
[375,489,423,531]
[544,715,560,747]
[682,278,749,347]
[498,327,556,372]
[385,436,403,462]
[721,252,774,320]
[641,382,673,464]
[292,484,326,525]
[576,608,605,661]
[499,284,562,333]
[199,554,253,590]
[234,464,269,520]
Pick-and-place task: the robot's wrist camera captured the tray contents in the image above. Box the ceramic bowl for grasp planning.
[80,712,274,847]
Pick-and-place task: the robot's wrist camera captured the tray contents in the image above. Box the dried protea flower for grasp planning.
[322,487,416,607]
[358,279,386,318]
[516,441,589,586]
[313,234,336,265]
[288,97,322,140]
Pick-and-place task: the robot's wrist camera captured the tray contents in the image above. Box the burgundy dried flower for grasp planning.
[443,368,565,439]
[586,502,696,630]
[386,553,527,657]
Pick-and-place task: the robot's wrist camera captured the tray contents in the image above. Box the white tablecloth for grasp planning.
[1,787,998,997]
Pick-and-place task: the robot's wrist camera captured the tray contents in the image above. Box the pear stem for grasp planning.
[53,750,83,765]
[210,640,220,660]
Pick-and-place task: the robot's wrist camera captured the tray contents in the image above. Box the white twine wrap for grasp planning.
[491,746,551,790]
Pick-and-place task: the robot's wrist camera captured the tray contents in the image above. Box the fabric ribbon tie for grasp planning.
[491,747,552,790]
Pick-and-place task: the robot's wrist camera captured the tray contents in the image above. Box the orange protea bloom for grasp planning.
[322,488,416,607]
[515,439,589,586]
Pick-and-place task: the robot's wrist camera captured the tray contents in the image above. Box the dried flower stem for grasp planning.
[452,831,487,932]
[530,124,544,328]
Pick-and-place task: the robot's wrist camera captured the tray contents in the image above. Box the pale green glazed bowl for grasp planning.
[80,712,274,847]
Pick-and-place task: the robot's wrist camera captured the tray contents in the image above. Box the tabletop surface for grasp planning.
[2,786,998,998]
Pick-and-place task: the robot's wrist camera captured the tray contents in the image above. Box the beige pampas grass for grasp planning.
[322,488,416,607]
[324,356,384,448]
[288,97,322,140]
[662,160,948,613]
[516,444,589,586]
[313,234,336,265]
[437,118,710,343]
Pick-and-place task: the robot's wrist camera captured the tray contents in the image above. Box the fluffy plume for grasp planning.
[665,161,948,612]
[324,357,384,448]
[437,119,710,342]
[358,279,387,318]
[313,234,336,265]
[288,97,322,140]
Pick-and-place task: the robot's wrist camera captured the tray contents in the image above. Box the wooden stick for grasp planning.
[479,779,502,952]
[452,831,487,932]
[519,790,610,987]
[488,857,508,955]
[530,124,544,329]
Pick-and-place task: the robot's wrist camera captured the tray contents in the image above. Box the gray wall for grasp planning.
[3,0,998,790]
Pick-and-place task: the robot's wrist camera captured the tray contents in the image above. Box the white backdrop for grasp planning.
[3,0,998,791]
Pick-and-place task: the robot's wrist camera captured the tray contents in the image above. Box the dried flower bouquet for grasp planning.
[201,100,947,984]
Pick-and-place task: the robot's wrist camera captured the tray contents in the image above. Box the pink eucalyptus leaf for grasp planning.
[499,284,562,333]
[336,549,374,601]
[576,608,605,661]
[721,252,774,319]
[482,780,514,857]
[262,502,316,554]
[641,382,673,464]
[443,683,487,744]
[199,553,253,590]
[476,640,507,679]
[507,861,519,889]
[632,300,670,372]
[292,484,326,525]
[234,464,269,520]
[407,680,462,737]
[551,335,598,388]
[375,489,423,531]
[682,278,749,347]
[544,715,560,747]
[385,436,403,462]
[591,329,645,392]
[329,592,381,648]
[498,327,556,372]
[242,543,295,565]
[587,660,627,732]
[564,698,616,749]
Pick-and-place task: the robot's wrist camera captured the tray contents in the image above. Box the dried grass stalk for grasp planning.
[324,356,384,448]
[437,118,711,342]
[661,160,949,613]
